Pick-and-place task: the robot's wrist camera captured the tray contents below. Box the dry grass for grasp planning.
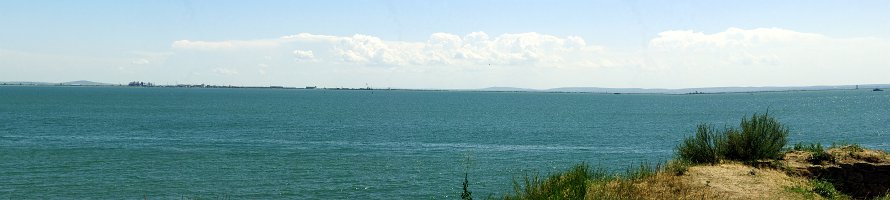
[584,162,824,200]
[783,145,890,177]
[586,173,722,200]
[681,163,819,200]
[500,158,852,199]
[827,145,889,164]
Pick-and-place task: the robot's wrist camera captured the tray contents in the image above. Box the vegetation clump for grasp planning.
[677,124,720,164]
[721,113,789,162]
[504,164,595,200]
[784,179,848,199]
[462,173,473,200]
[677,112,788,164]
[792,142,835,164]
[485,112,890,199]
[810,179,841,199]
[501,161,725,200]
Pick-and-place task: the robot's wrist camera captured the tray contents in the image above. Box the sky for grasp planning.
[1,0,889,89]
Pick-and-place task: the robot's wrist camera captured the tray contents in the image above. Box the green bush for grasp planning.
[719,113,789,163]
[678,112,789,164]
[677,124,721,164]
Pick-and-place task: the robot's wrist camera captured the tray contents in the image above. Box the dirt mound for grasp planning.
[681,163,817,199]
[782,145,890,198]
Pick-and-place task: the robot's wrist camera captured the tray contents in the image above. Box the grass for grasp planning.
[811,179,842,199]
[792,142,835,164]
[503,164,593,200]
[501,162,667,200]
[499,161,726,200]
[663,159,691,176]
[785,184,818,199]
[586,171,721,200]
[462,173,473,200]
[829,141,862,150]
[491,154,877,199]
[622,162,658,180]
[784,180,848,200]
[485,112,888,199]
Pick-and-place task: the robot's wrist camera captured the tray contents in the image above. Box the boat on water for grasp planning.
[874,88,884,91]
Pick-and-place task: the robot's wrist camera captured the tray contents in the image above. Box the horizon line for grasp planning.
[2,80,888,93]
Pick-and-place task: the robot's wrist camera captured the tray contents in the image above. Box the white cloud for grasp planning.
[172,32,610,68]
[642,27,890,87]
[646,27,847,67]
[256,64,269,75]
[212,68,239,75]
[323,32,602,66]
[131,58,150,65]
[160,28,890,88]
[649,27,825,50]
[172,39,280,50]
[292,50,315,61]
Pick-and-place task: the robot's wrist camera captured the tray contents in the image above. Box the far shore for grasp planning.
[2,81,888,95]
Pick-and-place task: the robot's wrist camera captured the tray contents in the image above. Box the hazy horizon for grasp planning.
[2,1,890,89]
[5,79,890,93]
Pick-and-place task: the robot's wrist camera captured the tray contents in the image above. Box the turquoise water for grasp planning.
[1,86,888,199]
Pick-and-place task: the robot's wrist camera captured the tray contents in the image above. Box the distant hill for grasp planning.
[59,80,114,86]
[545,86,853,94]
[2,80,888,93]
[1,80,115,86]
[475,87,539,92]
[476,84,890,94]
[0,81,55,85]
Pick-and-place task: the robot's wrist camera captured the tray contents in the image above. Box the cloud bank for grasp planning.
[159,28,890,88]
[173,32,606,68]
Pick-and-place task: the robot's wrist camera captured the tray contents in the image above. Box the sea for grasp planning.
[1,86,888,199]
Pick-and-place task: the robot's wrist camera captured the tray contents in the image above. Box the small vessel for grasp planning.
[874,88,884,91]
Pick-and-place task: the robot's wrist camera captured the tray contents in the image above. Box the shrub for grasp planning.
[719,113,789,163]
[679,112,790,164]
[677,124,721,164]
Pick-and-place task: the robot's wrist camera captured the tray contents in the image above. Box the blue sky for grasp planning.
[2,0,889,89]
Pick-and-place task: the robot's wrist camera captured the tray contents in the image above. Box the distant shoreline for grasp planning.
[1,81,887,95]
